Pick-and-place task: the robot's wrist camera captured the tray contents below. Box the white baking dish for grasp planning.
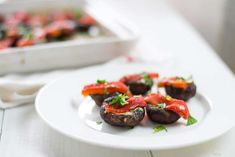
[0,0,139,75]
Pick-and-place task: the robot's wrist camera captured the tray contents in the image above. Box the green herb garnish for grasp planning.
[18,25,29,36]
[26,31,33,39]
[133,107,144,113]
[186,115,197,126]
[141,72,153,86]
[96,121,102,125]
[153,125,167,133]
[97,79,107,84]
[157,102,166,109]
[176,75,193,83]
[110,94,128,106]
[75,9,83,19]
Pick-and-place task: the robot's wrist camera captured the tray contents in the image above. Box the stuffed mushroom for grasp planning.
[144,93,197,125]
[76,16,96,32]
[120,72,159,95]
[81,79,130,106]
[158,76,196,101]
[100,94,146,127]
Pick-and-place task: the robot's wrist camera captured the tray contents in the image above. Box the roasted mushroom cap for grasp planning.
[126,81,152,95]
[165,82,196,101]
[120,72,158,95]
[146,104,180,124]
[100,105,145,127]
[90,92,119,107]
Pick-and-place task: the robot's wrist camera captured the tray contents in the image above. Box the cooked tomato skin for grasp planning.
[120,72,159,82]
[81,81,129,106]
[81,81,128,96]
[158,77,188,88]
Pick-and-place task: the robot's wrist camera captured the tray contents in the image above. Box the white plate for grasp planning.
[35,64,234,150]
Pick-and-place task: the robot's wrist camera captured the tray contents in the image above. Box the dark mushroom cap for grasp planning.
[120,72,158,95]
[100,104,145,127]
[90,92,120,107]
[146,104,180,124]
[126,81,152,95]
[165,82,196,101]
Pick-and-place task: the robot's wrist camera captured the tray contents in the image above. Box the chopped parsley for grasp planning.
[18,25,29,36]
[75,9,82,19]
[186,115,197,126]
[157,102,166,109]
[141,72,153,86]
[176,75,193,83]
[132,107,144,113]
[110,94,128,106]
[96,79,107,84]
[96,79,108,94]
[153,125,167,133]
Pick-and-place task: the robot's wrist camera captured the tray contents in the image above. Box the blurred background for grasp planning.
[1,0,234,72]
[167,0,235,72]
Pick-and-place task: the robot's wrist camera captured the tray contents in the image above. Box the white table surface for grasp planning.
[1,0,235,156]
